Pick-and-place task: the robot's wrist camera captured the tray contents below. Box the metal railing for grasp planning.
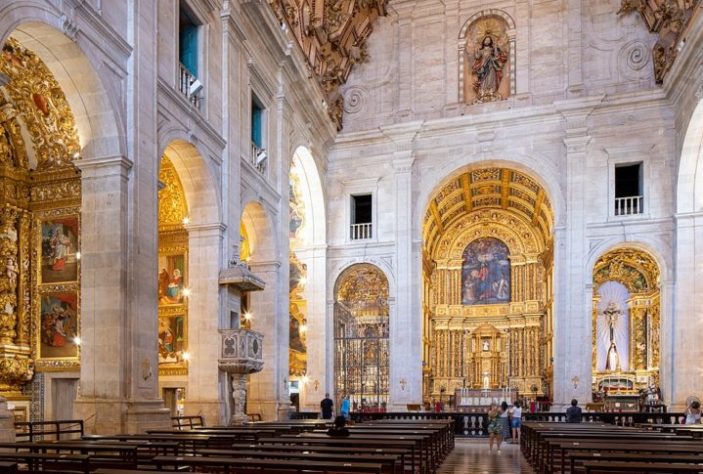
[614,195,644,216]
[178,63,203,110]
[15,419,84,442]
[350,223,372,240]
[251,142,267,174]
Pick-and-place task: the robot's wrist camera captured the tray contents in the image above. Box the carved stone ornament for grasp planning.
[618,0,701,84]
[267,0,387,129]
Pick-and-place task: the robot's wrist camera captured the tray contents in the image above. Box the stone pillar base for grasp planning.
[277,402,294,421]
[74,398,170,434]
[184,400,222,426]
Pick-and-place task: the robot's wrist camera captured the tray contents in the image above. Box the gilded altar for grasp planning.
[0,38,83,396]
[423,168,554,400]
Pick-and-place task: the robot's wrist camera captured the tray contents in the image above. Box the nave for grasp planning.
[437,439,533,474]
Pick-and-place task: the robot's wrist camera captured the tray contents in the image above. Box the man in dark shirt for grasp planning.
[320,393,334,419]
[565,399,582,423]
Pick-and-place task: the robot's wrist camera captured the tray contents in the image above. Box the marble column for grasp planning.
[74,155,169,433]
[553,109,593,408]
[670,212,703,409]
[246,261,289,420]
[389,154,421,410]
[185,223,225,425]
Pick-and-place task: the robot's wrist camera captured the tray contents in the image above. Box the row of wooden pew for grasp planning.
[522,420,703,473]
[0,417,454,473]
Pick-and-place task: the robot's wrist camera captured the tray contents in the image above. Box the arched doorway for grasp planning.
[422,167,555,408]
[288,146,326,409]
[334,264,390,412]
[591,248,660,405]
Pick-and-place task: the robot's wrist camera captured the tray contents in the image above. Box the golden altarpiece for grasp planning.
[0,38,82,415]
[423,168,554,402]
[591,248,660,396]
[157,157,189,378]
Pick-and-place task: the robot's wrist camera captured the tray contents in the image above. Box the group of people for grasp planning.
[486,401,523,452]
[320,393,351,437]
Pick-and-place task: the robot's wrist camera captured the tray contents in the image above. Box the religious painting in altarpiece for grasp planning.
[0,37,83,389]
[157,156,189,376]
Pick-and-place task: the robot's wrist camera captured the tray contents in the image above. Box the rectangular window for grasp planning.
[350,194,372,240]
[614,163,644,216]
[179,3,199,77]
[251,99,264,149]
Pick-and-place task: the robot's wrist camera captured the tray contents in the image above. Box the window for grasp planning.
[178,2,203,108]
[251,96,266,174]
[614,163,643,216]
[350,194,372,240]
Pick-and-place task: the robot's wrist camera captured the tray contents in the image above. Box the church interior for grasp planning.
[0,0,702,472]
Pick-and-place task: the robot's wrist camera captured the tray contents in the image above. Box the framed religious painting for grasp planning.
[158,252,187,306]
[158,306,188,376]
[36,291,80,368]
[39,216,80,284]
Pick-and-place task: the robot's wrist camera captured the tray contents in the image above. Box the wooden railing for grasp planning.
[614,195,644,216]
[15,419,83,442]
[350,222,372,240]
[171,415,204,430]
[178,63,203,110]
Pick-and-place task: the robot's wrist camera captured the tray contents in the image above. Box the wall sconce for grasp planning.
[301,374,310,385]
[182,288,192,298]
[182,351,191,362]
[571,375,580,389]
[399,378,407,391]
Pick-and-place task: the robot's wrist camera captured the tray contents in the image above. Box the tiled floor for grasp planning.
[438,438,535,473]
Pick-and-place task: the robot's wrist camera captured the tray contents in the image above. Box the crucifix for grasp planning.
[604,302,621,372]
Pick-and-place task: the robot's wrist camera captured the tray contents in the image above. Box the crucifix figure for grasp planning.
[604,302,621,372]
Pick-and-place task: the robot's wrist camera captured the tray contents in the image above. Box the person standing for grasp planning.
[320,393,334,420]
[487,403,501,452]
[685,400,702,424]
[510,400,522,444]
[565,399,582,423]
[497,401,510,451]
[340,394,351,421]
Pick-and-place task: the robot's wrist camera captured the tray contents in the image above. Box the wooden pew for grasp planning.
[582,460,703,473]
[152,454,385,473]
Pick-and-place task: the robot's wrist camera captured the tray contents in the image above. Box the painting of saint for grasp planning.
[158,315,185,364]
[40,293,78,359]
[461,237,511,305]
[41,217,79,283]
[158,254,186,305]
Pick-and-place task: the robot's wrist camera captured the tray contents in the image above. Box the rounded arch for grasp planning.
[586,239,669,287]
[459,9,516,39]
[0,15,126,158]
[414,156,566,236]
[291,145,326,247]
[677,98,703,214]
[160,139,221,227]
[328,258,396,304]
[241,201,276,263]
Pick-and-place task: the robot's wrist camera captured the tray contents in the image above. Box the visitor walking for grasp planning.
[340,394,351,421]
[510,400,523,444]
[487,403,501,452]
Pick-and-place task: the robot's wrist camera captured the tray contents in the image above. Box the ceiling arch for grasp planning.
[423,167,554,259]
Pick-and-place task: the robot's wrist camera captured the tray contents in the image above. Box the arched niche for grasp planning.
[333,263,390,412]
[592,247,661,398]
[458,10,516,104]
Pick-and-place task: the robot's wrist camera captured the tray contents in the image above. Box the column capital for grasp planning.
[184,222,227,236]
[392,157,414,173]
[74,155,133,179]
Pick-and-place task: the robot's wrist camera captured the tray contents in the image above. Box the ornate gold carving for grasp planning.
[158,157,188,230]
[618,0,701,84]
[593,248,659,293]
[267,0,387,129]
[0,206,20,344]
[0,38,80,170]
[336,263,389,314]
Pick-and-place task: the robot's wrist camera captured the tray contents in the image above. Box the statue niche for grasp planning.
[462,16,511,104]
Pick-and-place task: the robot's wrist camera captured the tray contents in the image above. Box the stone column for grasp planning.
[74,155,168,433]
[553,109,593,408]
[389,154,419,411]
[185,223,224,425]
[246,261,288,420]
[670,212,703,409]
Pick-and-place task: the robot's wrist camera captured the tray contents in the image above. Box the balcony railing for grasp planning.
[614,196,644,216]
[251,143,267,175]
[350,223,373,240]
[178,63,203,110]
